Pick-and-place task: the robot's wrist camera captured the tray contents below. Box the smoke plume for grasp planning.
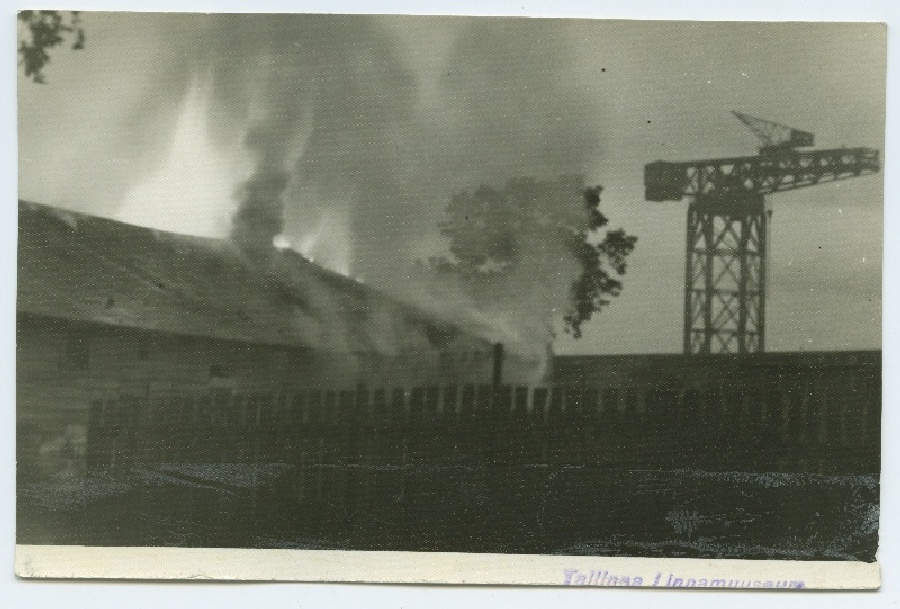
[112,14,611,361]
[230,167,289,253]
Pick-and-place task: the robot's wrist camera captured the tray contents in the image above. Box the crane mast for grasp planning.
[644,113,879,355]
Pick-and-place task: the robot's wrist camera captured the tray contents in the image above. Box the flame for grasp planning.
[297,203,352,276]
[272,235,292,250]
[118,84,246,237]
[117,80,354,277]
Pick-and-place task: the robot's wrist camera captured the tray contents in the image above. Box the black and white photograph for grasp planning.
[14,9,886,586]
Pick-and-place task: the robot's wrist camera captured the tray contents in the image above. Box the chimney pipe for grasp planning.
[492,343,504,391]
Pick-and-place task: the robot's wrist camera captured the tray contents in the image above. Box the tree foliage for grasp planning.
[565,186,638,337]
[426,175,637,339]
[18,10,85,83]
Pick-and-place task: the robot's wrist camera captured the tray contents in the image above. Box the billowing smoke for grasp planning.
[406,174,597,376]
[230,167,289,252]
[114,14,611,363]
[323,16,605,287]
[202,18,317,253]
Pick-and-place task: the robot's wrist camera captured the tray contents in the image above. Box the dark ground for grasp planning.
[17,463,879,561]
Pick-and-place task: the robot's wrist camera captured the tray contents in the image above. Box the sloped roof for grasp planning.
[17,201,486,355]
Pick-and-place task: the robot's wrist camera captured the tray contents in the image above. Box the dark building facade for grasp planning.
[16,201,517,483]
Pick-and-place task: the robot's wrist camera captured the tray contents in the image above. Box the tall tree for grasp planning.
[18,10,85,83]
[425,175,637,340]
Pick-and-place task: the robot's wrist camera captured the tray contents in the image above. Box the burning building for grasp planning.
[16,200,880,557]
[16,200,534,483]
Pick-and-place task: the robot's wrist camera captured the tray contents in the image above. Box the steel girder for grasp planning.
[684,194,767,354]
[645,146,879,203]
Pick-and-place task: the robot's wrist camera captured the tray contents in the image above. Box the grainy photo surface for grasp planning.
[16,12,884,582]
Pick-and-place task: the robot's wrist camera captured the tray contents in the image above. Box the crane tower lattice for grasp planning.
[644,112,879,354]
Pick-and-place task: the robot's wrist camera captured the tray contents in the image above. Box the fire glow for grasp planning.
[118,84,243,239]
[117,80,354,277]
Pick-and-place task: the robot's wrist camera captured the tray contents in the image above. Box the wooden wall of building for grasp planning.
[16,312,503,482]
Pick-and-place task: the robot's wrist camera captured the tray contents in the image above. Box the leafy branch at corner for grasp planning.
[425,175,637,339]
[18,10,85,83]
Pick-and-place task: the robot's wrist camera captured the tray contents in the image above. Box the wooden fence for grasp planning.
[87,374,880,478]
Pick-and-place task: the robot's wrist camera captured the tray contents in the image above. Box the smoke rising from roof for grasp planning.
[187,15,605,273]
[191,14,608,360]
[18,15,885,355]
[230,167,289,252]
[24,14,611,362]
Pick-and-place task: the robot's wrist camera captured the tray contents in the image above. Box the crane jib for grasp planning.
[644,146,880,202]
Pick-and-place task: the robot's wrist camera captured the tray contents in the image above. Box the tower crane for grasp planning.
[644,112,879,354]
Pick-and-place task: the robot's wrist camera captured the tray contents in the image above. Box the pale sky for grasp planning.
[17,14,886,354]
